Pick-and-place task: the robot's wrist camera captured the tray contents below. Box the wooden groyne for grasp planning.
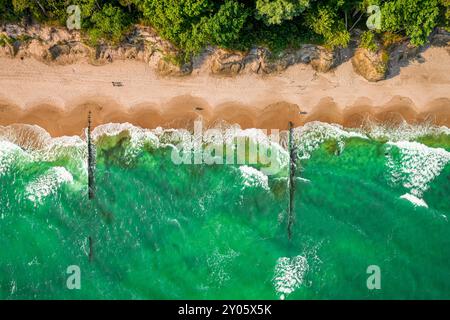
[287,121,297,240]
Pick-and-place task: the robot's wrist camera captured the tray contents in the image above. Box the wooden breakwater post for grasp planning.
[87,111,96,200]
[88,236,94,262]
[287,121,297,241]
[87,111,96,262]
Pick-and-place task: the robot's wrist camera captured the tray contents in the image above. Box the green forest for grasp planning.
[1,0,449,63]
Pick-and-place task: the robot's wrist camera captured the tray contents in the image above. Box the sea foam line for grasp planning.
[0,140,28,176]
[24,167,74,204]
[386,141,450,207]
[239,165,270,191]
[273,255,309,300]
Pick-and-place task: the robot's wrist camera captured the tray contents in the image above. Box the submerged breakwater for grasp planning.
[0,121,449,299]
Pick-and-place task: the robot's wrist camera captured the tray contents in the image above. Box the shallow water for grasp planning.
[0,121,449,299]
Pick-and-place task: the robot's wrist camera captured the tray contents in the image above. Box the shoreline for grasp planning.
[0,45,449,137]
[1,95,449,138]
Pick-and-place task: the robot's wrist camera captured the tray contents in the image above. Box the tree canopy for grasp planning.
[382,0,441,46]
[255,0,311,25]
[0,0,448,61]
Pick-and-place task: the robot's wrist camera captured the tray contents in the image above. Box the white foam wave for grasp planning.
[165,124,290,175]
[0,140,27,176]
[2,121,449,183]
[363,121,450,142]
[0,124,51,150]
[273,255,309,300]
[92,123,159,164]
[223,127,290,176]
[386,141,450,201]
[1,125,87,176]
[239,165,269,191]
[295,122,367,159]
[34,136,87,166]
[400,193,429,208]
[24,167,74,204]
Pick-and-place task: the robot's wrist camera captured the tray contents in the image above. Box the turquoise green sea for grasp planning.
[1,121,449,299]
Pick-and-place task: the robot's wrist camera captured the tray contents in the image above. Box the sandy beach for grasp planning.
[0,46,449,137]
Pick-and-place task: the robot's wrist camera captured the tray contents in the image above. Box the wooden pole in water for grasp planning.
[87,111,95,200]
[287,121,296,240]
[88,236,94,262]
[87,111,95,262]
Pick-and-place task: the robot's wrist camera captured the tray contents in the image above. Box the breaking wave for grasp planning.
[239,165,270,191]
[24,167,74,204]
[273,255,309,300]
[386,141,450,207]
[1,120,449,205]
